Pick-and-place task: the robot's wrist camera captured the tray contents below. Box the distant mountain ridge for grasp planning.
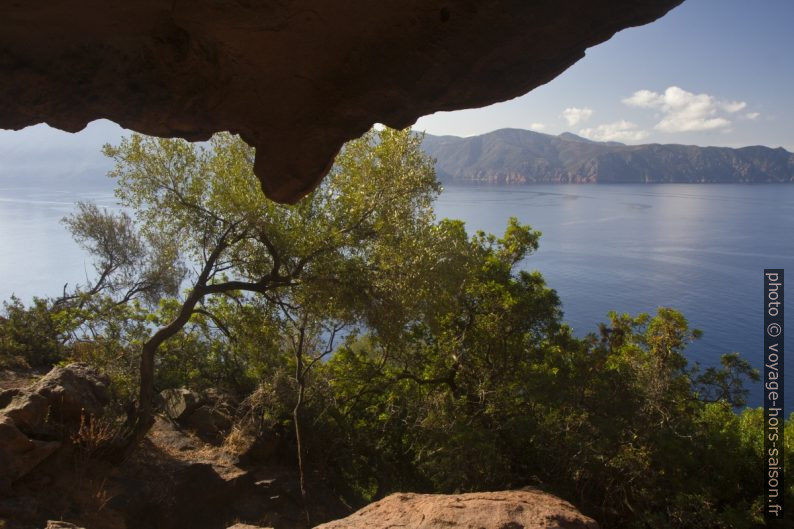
[420,128,794,184]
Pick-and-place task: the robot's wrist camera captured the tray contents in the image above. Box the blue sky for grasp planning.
[416,0,794,149]
[1,0,793,169]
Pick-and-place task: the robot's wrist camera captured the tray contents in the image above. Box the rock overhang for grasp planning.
[0,0,683,203]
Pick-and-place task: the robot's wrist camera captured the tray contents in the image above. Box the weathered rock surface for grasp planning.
[0,415,60,484]
[158,387,236,443]
[160,388,201,421]
[1,363,110,432]
[314,489,599,529]
[0,1,682,202]
[0,363,110,483]
[183,404,233,442]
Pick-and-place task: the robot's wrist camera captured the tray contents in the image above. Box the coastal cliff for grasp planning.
[422,128,794,184]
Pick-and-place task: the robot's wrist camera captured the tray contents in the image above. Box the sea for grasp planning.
[1,182,792,413]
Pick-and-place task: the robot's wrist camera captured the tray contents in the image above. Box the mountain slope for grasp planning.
[421,128,794,184]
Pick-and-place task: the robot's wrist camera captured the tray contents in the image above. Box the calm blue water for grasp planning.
[1,183,792,412]
[436,184,794,413]
[0,185,117,304]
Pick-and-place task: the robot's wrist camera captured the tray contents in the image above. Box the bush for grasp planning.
[0,296,66,368]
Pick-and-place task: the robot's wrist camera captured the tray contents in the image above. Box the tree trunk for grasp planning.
[294,382,310,527]
[123,285,208,450]
[294,322,310,527]
[133,339,158,441]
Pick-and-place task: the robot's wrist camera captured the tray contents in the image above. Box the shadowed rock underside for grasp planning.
[0,0,682,202]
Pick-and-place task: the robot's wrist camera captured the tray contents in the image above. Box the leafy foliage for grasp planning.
[0,296,65,367]
[321,290,777,528]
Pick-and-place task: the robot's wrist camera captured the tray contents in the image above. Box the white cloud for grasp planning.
[529,122,546,131]
[721,100,747,113]
[622,89,659,108]
[744,112,760,120]
[562,107,593,127]
[623,86,748,133]
[579,120,649,142]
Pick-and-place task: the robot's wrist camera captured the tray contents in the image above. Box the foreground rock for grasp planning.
[0,363,110,483]
[0,415,60,485]
[0,1,681,202]
[314,489,599,529]
[1,363,110,435]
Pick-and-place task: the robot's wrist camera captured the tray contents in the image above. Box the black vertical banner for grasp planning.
[764,269,784,524]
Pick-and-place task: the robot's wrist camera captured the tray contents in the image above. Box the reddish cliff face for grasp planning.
[0,1,681,203]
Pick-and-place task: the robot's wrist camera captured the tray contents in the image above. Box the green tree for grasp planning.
[324,217,564,494]
[71,128,441,457]
[322,267,769,528]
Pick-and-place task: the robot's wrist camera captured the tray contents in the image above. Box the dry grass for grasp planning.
[70,411,119,457]
[64,410,124,525]
[222,424,252,455]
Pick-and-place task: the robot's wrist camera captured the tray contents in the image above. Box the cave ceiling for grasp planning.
[0,0,683,202]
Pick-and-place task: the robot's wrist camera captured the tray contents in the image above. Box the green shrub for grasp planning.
[0,296,66,368]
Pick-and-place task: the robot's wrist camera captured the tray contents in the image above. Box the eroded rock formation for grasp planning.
[0,1,682,202]
[0,363,110,484]
[313,489,599,529]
